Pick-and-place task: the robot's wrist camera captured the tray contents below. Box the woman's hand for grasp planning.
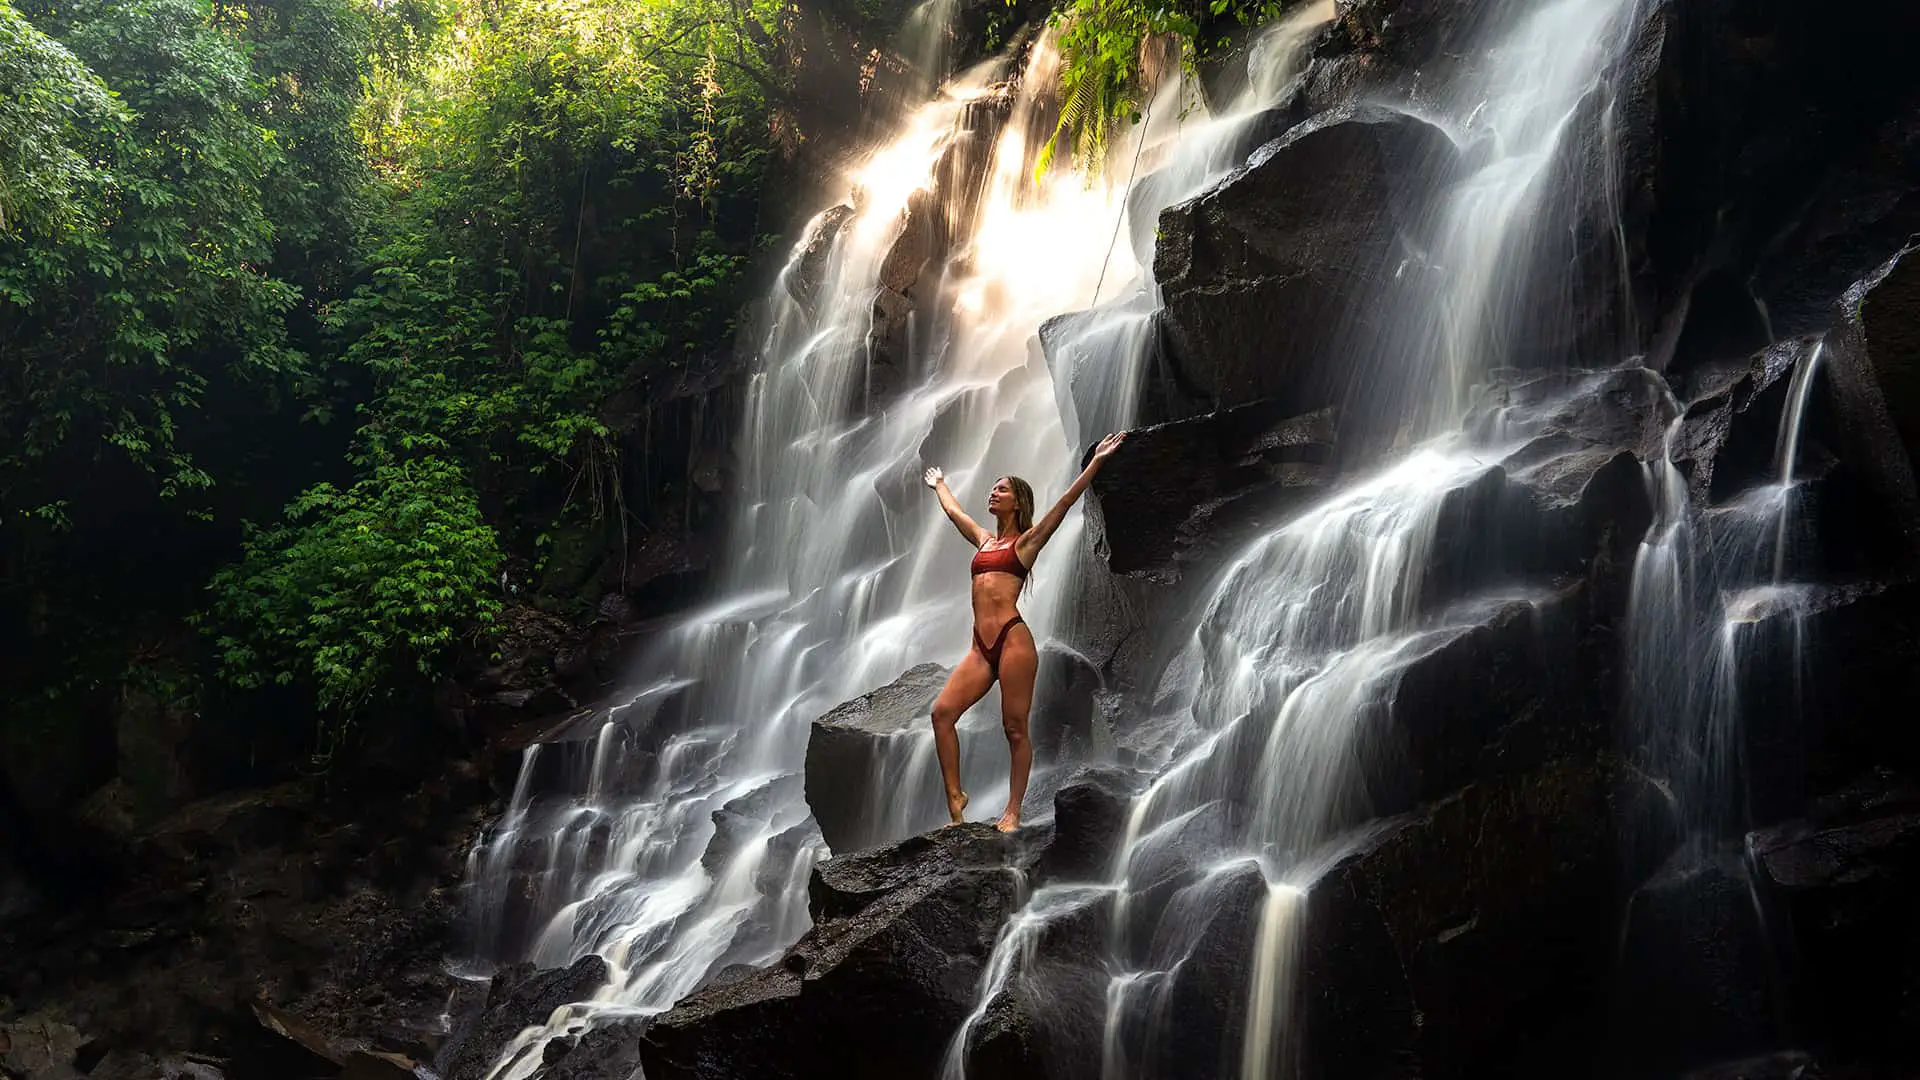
[924,466,945,490]
[1091,431,1127,462]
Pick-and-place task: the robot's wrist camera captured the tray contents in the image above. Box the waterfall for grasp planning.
[1628,338,1826,847]
[456,0,1675,1071]
[941,0,1645,1076]
[458,4,1340,1075]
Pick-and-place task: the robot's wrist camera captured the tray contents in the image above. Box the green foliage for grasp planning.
[206,456,502,711]
[201,0,782,719]
[1037,0,1295,175]
[0,2,125,237]
[331,0,776,522]
[2,0,789,761]
[1,0,306,551]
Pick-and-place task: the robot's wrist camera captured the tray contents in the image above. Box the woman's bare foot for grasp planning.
[944,790,970,826]
[994,808,1020,833]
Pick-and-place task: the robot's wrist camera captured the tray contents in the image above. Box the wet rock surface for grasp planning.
[1614,849,1781,1075]
[1826,245,1920,563]
[1090,402,1336,583]
[1155,104,1457,416]
[440,956,610,1080]
[637,824,1045,1080]
[804,663,949,854]
[1750,773,1920,1069]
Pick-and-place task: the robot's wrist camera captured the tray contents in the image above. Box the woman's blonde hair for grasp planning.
[1001,476,1035,534]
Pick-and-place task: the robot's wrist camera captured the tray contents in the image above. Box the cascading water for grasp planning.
[1614,335,1830,1061]
[458,6,1336,1076]
[1628,339,1828,846]
[942,0,1645,1076]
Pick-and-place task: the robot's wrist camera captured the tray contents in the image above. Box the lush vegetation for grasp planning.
[0,0,792,793]
[0,0,1268,826]
[1041,0,1299,173]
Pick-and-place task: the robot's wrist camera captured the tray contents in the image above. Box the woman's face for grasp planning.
[987,478,1014,516]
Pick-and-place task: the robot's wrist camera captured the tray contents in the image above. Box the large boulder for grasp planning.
[637,825,1044,1080]
[1040,766,1141,883]
[953,882,1114,1080]
[784,204,856,315]
[1447,366,1667,607]
[1154,104,1457,417]
[1088,401,1336,584]
[804,664,949,854]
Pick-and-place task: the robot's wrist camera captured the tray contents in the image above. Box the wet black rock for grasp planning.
[786,204,855,314]
[957,884,1114,1080]
[1621,0,1920,363]
[1750,774,1920,1065]
[1446,368,1667,604]
[542,1020,646,1080]
[804,664,949,854]
[1155,104,1457,416]
[1159,861,1276,1077]
[1301,753,1628,1079]
[1826,246,1920,565]
[1376,591,1601,813]
[1333,0,1483,67]
[638,825,1042,1080]
[1727,580,1920,825]
[440,955,610,1080]
[1614,849,1781,1076]
[1040,766,1141,883]
[1671,338,1826,504]
[1029,642,1104,763]
[1088,401,1336,584]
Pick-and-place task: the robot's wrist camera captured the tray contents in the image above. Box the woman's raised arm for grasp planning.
[1016,432,1126,563]
[924,466,990,548]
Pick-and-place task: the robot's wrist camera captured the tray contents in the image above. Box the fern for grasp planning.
[1035,0,1296,177]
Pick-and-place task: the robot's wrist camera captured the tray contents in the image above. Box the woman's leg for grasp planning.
[931,650,994,825]
[994,625,1039,832]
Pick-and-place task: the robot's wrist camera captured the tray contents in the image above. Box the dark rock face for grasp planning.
[1620,0,1920,363]
[1303,751,1633,1080]
[1613,849,1781,1075]
[804,663,949,854]
[1155,105,1457,416]
[1040,766,1140,883]
[1670,338,1826,506]
[1679,1051,1824,1080]
[638,825,1043,1080]
[786,204,856,315]
[1826,246,1920,564]
[440,956,610,1080]
[1089,402,1336,583]
[0,762,488,1080]
[1333,0,1483,67]
[1750,774,1920,1069]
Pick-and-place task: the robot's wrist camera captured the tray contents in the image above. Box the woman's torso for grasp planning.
[969,537,1027,635]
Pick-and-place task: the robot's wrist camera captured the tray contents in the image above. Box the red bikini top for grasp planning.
[970,540,1030,580]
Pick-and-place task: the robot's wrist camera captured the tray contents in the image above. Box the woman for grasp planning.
[922,431,1127,832]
